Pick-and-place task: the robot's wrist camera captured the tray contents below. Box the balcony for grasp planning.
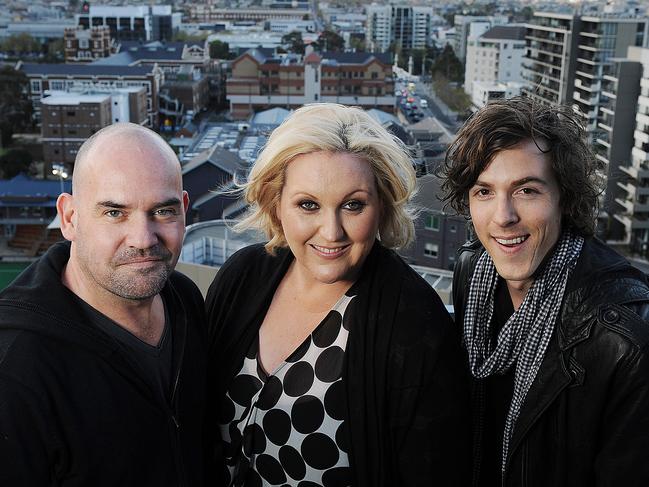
[615,197,634,214]
[635,129,649,145]
[632,147,649,162]
[617,181,636,198]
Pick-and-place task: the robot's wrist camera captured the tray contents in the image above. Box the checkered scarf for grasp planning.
[463,231,583,473]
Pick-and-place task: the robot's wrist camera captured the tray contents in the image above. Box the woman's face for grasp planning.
[277,151,381,287]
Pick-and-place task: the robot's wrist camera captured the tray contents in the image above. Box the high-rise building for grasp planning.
[522,12,581,106]
[612,46,649,252]
[572,16,647,137]
[366,4,433,53]
[523,11,647,116]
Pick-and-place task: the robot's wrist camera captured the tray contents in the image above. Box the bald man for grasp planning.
[0,124,207,486]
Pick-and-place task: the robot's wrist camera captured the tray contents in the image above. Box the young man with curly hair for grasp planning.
[441,97,649,486]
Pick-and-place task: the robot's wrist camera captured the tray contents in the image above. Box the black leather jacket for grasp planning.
[453,237,649,487]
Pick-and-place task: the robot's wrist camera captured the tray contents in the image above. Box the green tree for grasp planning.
[432,74,471,113]
[521,6,534,21]
[281,31,304,54]
[172,31,208,43]
[316,29,344,52]
[430,44,464,83]
[209,39,230,59]
[1,33,41,55]
[0,66,33,147]
[0,148,32,179]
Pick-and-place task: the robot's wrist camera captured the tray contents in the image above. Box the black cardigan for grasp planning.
[206,241,471,486]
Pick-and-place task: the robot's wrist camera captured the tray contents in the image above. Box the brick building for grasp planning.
[64,26,115,63]
[40,87,148,170]
[227,48,394,119]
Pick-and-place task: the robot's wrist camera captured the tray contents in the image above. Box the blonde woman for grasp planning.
[206,104,470,487]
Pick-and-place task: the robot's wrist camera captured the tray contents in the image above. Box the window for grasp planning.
[424,214,440,231]
[51,80,65,91]
[79,39,89,49]
[31,80,41,93]
[67,111,76,117]
[450,224,457,233]
[424,243,439,258]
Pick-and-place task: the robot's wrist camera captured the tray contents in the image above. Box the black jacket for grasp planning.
[206,242,471,486]
[453,237,649,487]
[0,241,208,487]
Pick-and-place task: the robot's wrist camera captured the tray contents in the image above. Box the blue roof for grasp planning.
[0,174,71,207]
[21,63,154,76]
[93,41,198,66]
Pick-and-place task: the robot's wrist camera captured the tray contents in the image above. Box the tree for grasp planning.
[316,29,344,52]
[1,33,41,56]
[281,31,304,54]
[209,39,230,59]
[0,148,32,179]
[349,35,365,52]
[430,44,464,83]
[0,67,33,147]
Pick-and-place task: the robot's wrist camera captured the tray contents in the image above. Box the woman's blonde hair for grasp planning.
[235,103,417,253]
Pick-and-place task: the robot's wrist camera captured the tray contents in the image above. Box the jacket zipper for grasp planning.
[170,298,188,487]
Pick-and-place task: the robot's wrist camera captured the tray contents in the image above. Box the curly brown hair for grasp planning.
[439,96,602,237]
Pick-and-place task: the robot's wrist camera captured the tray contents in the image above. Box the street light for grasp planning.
[52,163,69,194]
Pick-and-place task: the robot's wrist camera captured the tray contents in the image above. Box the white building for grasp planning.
[471,81,524,109]
[366,3,433,52]
[465,25,526,95]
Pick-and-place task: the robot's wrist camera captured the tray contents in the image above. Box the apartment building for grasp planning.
[523,12,647,118]
[522,12,580,106]
[573,16,647,137]
[464,25,526,95]
[19,62,163,127]
[63,26,115,63]
[226,48,394,119]
[366,4,433,52]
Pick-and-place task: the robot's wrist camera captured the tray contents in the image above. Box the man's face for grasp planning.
[67,135,188,301]
[468,139,562,295]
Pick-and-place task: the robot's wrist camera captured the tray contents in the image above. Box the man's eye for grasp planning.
[156,208,176,216]
[474,188,490,197]
[520,187,538,195]
[299,201,318,211]
[106,210,122,218]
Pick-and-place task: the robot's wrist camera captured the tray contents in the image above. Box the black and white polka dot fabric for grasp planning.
[219,294,355,487]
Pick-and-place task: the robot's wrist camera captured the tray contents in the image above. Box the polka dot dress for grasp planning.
[219,294,355,487]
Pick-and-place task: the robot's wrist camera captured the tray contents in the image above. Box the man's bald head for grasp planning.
[73,123,181,196]
[57,121,189,304]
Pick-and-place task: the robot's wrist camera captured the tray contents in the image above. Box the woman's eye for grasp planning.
[520,187,538,195]
[343,200,365,211]
[299,201,318,211]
